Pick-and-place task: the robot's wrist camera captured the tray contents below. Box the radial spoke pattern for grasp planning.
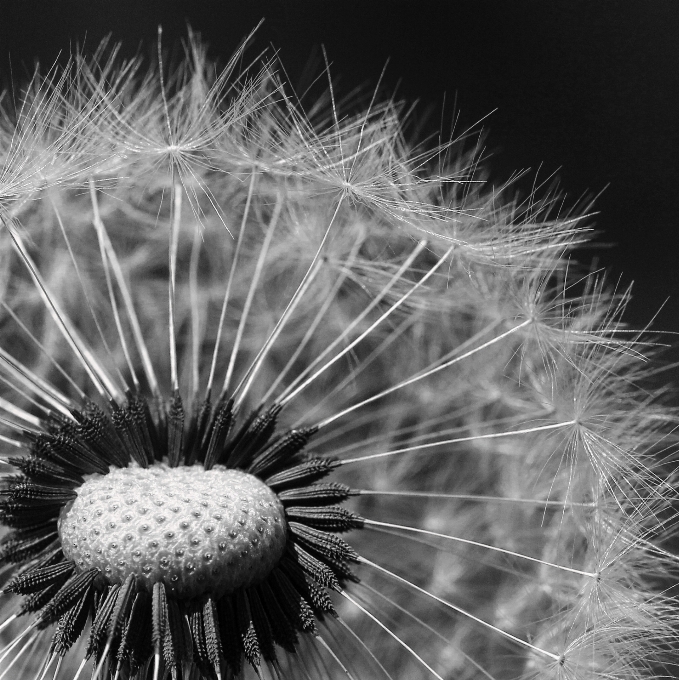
[0,32,677,680]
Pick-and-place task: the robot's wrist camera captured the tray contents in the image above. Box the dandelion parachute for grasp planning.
[0,32,677,680]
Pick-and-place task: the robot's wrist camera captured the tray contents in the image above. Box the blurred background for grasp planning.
[1,0,678,357]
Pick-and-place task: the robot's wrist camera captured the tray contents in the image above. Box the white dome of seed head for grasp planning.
[58,465,287,598]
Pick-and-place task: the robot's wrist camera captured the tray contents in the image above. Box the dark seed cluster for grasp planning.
[0,390,364,678]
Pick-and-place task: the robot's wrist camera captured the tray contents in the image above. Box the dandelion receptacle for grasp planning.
[0,34,677,680]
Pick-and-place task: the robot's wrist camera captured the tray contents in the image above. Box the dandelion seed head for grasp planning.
[0,30,676,680]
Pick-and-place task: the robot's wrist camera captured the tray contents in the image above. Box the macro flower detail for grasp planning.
[58,465,289,598]
[1,382,365,677]
[0,32,678,680]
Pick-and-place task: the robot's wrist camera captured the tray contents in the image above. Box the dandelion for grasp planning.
[0,32,677,680]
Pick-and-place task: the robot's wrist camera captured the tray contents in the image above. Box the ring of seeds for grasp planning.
[1,396,364,677]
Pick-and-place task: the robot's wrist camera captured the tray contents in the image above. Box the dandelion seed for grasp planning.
[0,32,677,680]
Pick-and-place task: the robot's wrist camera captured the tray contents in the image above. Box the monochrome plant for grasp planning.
[0,33,677,680]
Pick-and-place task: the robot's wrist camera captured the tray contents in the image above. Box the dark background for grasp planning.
[1,1,678,356]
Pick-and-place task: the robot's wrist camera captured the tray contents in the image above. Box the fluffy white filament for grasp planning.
[0,32,677,680]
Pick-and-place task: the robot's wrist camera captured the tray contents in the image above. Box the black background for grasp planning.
[1,0,678,359]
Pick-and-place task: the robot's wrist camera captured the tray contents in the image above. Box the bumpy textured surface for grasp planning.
[58,465,287,598]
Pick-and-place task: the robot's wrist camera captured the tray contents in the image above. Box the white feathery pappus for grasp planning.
[0,30,677,680]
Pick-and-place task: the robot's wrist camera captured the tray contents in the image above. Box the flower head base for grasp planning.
[1,386,364,676]
[58,465,288,598]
